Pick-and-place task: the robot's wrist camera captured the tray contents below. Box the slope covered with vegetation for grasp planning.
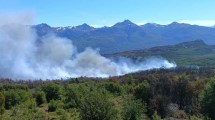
[109,40,215,67]
[0,67,215,119]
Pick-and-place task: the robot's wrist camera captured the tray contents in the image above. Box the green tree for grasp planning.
[41,83,62,102]
[78,91,117,120]
[122,97,145,120]
[4,89,30,109]
[134,80,150,102]
[200,77,215,119]
[64,84,87,109]
[103,82,123,95]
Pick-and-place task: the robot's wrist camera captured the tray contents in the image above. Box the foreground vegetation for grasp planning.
[0,67,215,120]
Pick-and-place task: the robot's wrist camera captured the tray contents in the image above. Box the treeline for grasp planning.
[0,67,215,119]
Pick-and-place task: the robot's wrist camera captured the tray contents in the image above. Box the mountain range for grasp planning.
[33,20,215,54]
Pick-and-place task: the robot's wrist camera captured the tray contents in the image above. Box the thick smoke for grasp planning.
[0,14,176,80]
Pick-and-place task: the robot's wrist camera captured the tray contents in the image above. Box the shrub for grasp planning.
[33,90,46,106]
[41,83,62,102]
[64,84,85,109]
[9,98,37,120]
[48,100,63,112]
[200,77,215,119]
[70,108,81,120]
[122,97,145,120]
[56,109,69,120]
[190,115,201,120]
[78,91,117,120]
[152,111,161,120]
[4,89,30,109]
[103,82,123,95]
[0,91,5,115]
[33,110,47,120]
[134,80,150,102]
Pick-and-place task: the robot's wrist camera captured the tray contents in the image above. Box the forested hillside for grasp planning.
[0,67,215,120]
[108,40,215,67]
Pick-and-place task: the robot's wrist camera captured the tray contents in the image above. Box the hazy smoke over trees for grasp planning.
[0,13,176,80]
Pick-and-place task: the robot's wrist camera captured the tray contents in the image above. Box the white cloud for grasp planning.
[0,11,34,26]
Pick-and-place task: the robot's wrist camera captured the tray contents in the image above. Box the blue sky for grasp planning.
[1,0,215,27]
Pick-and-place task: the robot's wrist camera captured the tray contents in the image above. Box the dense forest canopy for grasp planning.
[0,67,215,120]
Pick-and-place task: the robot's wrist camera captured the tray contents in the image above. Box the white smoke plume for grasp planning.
[0,14,176,80]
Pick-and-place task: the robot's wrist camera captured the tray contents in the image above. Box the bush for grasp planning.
[41,83,62,102]
[134,80,150,102]
[33,90,46,106]
[78,91,117,120]
[33,110,47,120]
[64,84,86,109]
[200,77,215,119]
[0,91,5,115]
[9,98,37,120]
[48,100,63,112]
[4,89,30,109]
[56,109,69,120]
[122,97,145,120]
[103,82,123,95]
[70,108,81,120]
[152,111,161,120]
[190,115,201,120]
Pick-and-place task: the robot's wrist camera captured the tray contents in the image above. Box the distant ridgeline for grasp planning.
[107,40,215,67]
[33,20,215,54]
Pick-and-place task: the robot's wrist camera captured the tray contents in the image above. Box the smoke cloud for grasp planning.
[0,14,176,80]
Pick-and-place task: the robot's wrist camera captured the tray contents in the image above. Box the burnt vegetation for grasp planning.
[0,67,215,119]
